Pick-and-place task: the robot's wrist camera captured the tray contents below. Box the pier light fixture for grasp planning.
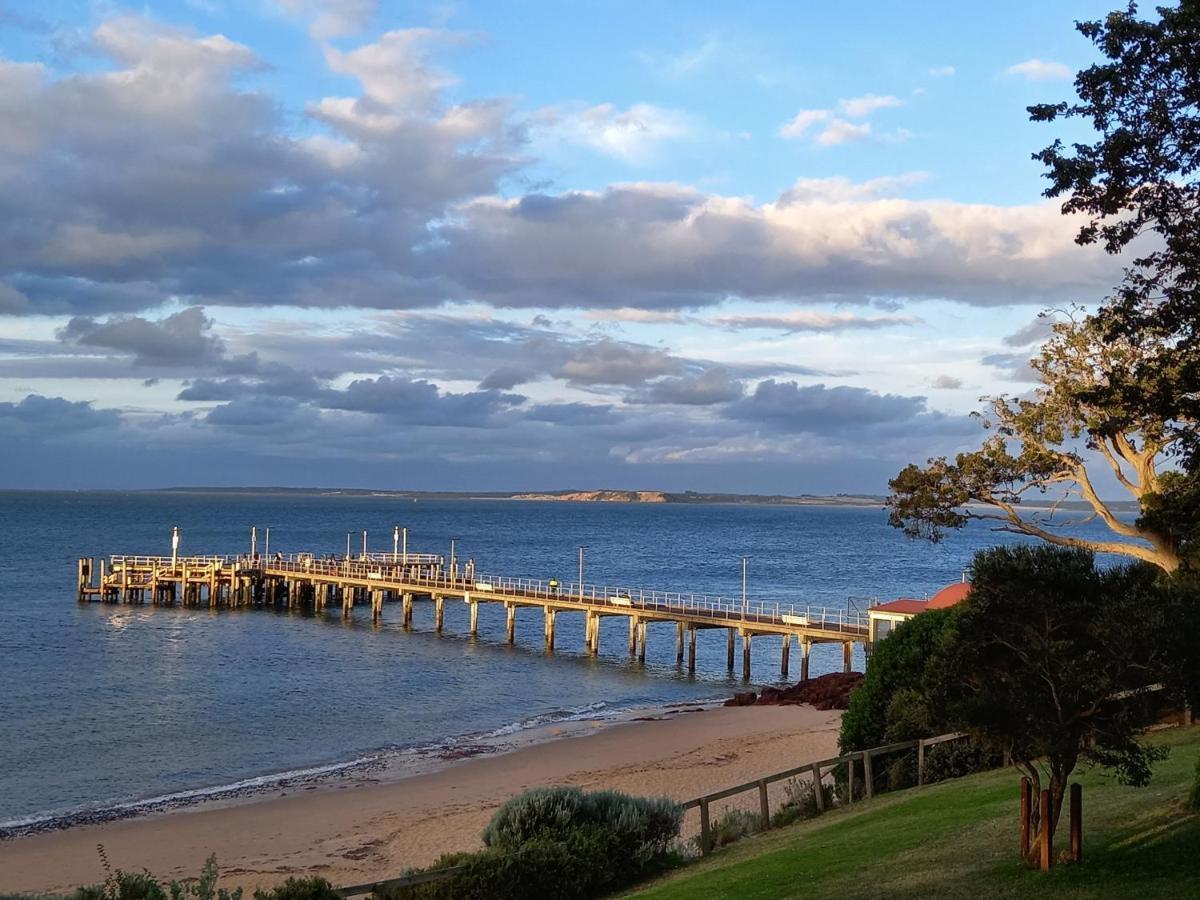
[362,530,367,560]
[741,555,751,621]
[402,526,408,564]
[450,538,457,581]
[578,546,585,599]
[346,532,352,559]
[265,527,270,560]
[171,525,180,568]
[393,525,400,562]
[250,526,257,559]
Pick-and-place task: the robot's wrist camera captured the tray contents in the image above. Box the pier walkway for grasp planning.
[76,552,869,681]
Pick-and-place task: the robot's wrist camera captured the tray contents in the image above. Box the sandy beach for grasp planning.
[0,704,842,894]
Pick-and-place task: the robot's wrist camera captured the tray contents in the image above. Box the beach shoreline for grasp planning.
[0,703,843,894]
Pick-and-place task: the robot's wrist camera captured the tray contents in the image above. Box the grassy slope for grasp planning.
[628,727,1200,900]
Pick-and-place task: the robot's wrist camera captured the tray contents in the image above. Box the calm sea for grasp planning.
[0,490,1093,826]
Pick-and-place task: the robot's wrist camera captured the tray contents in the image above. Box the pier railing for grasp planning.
[258,554,868,634]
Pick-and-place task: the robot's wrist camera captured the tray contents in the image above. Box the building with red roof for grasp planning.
[867,579,970,644]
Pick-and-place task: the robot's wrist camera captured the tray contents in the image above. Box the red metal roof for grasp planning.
[929,581,971,609]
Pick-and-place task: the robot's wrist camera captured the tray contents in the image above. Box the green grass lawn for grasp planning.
[626,727,1200,900]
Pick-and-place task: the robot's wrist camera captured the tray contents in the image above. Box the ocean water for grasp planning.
[0,490,1101,826]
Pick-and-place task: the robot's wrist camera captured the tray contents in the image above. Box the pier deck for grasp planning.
[76,552,869,681]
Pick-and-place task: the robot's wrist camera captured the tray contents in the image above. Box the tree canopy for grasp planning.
[935,545,1174,852]
[890,2,1200,573]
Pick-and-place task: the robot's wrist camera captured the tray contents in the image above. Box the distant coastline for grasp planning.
[147,486,889,507]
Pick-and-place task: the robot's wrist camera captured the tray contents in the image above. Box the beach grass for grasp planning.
[625,726,1200,900]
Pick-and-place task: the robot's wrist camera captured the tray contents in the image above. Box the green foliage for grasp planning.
[707,810,761,848]
[71,850,243,900]
[839,608,955,754]
[382,787,683,900]
[769,778,833,828]
[938,545,1174,839]
[249,878,339,900]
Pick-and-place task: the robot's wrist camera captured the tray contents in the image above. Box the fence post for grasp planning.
[863,751,874,800]
[812,764,825,813]
[758,779,770,830]
[699,799,713,855]
[847,754,856,803]
[1039,789,1053,872]
[1019,777,1031,859]
[917,738,925,786]
[1070,783,1082,863]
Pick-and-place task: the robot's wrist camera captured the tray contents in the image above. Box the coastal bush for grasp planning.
[707,809,761,848]
[380,787,683,900]
[249,878,339,900]
[770,778,833,828]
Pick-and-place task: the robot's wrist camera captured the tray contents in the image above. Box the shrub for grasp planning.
[770,778,833,828]
[250,878,339,900]
[706,809,761,848]
[380,787,683,900]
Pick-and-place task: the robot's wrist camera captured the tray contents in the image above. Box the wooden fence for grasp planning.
[333,730,967,897]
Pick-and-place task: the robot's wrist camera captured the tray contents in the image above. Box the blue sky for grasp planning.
[0,0,1134,491]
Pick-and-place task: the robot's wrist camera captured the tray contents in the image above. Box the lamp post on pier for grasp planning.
[250,526,257,559]
[264,527,270,561]
[578,546,585,599]
[741,555,751,621]
[450,538,457,582]
[346,532,351,559]
[171,525,180,569]
[393,525,400,563]
[362,530,367,560]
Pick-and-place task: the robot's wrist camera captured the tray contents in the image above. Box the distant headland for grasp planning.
[150,486,888,506]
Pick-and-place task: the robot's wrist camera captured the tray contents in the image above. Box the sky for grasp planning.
[0,0,1133,491]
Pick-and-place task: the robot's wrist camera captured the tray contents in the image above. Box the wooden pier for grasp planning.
[76,551,869,681]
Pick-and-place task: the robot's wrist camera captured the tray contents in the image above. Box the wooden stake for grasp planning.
[1039,789,1053,872]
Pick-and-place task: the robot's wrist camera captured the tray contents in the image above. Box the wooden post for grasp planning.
[699,799,712,856]
[742,632,753,680]
[1070,783,1082,863]
[842,641,853,673]
[863,751,873,800]
[434,595,444,632]
[917,738,925,785]
[544,607,556,650]
[588,612,599,655]
[469,600,479,635]
[1039,789,1053,872]
[506,604,516,644]
[688,625,697,674]
[727,627,735,671]
[800,639,811,682]
[758,779,770,830]
[848,754,856,803]
[342,584,353,617]
[628,616,637,656]
[676,622,685,665]
[637,620,647,663]
[812,764,825,813]
[780,634,791,678]
[1019,777,1032,859]
[403,592,413,626]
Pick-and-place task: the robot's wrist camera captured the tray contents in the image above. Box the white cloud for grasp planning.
[838,93,904,117]
[276,0,377,38]
[709,311,919,332]
[534,103,695,163]
[323,28,466,110]
[1005,58,1072,81]
[778,108,831,139]
[817,119,872,145]
[928,65,956,77]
